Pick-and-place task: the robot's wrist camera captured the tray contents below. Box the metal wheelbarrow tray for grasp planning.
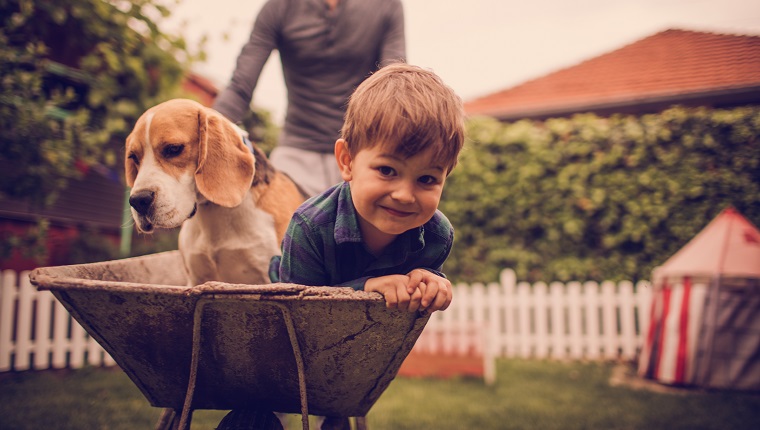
[29,251,428,427]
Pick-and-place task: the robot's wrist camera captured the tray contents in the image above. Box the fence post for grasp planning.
[453,283,469,356]
[618,280,637,360]
[0,270,17,371]
[515,281,531,358]
[533,282,549,358]
[440,284,458,355]
[567,282,583,359]
[636,280,653,355]
[601,280,618,359]
[500,269,516,357]
[471,283,485,356]
[33,290,54,369]
[51,297,69,369]
[549,281,565,359]
[15,272,34,370]
[584,281,601,359]
[485,281,500,383]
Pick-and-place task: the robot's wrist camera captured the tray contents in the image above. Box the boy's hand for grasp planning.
[406,269,453,314]
[365,275,424,312]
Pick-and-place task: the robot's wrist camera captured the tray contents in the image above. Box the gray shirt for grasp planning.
[213,0,406,153]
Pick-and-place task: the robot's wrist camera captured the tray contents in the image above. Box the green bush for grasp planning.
[441,106,760,283]
[0,0,201,206]
[0,0,214,264]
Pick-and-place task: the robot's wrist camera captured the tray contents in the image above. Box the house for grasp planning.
[464,29,760,121]
[182,72,220,108]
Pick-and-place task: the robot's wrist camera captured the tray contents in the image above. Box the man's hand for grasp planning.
[406,269,453,314]
[365,275,424,312]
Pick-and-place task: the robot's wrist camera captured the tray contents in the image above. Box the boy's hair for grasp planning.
[341,63,465,173]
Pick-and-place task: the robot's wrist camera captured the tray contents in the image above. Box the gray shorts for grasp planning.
[269,146,343,197]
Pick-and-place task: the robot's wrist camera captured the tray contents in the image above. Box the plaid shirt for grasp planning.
[269,182,454,290]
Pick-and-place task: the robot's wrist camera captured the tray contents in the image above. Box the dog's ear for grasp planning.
[124,132,138,187]
[195,107,255,207]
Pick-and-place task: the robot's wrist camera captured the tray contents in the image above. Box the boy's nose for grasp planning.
[391,182,416,203]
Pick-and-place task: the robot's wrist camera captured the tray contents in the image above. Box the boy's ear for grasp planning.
[334,139,353,181]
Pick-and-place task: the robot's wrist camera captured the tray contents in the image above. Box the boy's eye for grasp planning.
[377,166,396,176]
[418,175,439,185]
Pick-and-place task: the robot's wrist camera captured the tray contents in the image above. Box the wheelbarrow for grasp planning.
[29,251,429,429]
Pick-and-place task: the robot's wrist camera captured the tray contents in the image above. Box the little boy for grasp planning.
[269,63,465,314]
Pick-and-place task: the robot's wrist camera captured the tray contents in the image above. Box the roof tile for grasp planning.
[465,29,760,119]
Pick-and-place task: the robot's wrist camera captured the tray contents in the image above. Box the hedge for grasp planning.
[440,106,760,283]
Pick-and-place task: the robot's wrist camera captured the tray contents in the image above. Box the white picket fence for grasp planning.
[0,268,652,372]
[0,270,115,372]
[414,269,652,361]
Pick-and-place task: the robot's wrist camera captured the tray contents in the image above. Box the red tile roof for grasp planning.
[182,72,219,107]
[465,29,760,120]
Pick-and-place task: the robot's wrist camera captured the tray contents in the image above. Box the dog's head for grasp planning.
[125,98,255,233]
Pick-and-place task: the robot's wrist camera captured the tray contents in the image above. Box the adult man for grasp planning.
[213,0,406,197]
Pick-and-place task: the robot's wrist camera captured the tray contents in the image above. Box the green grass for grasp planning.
[1,360,759,429]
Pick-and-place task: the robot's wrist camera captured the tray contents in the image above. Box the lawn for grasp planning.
[1,359,759,429]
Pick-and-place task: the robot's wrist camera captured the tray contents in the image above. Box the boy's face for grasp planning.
[335,139,447,253]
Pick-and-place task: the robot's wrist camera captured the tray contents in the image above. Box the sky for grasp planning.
[163,0,760,124]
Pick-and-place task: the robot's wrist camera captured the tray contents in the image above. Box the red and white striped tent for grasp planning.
[638,207,760,389]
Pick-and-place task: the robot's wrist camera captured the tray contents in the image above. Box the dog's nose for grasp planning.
[129,190,155,215]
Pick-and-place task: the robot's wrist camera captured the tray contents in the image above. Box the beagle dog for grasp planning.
[125,99,306,286]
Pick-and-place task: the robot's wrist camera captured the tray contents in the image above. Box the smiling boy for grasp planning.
[269,63,465,314]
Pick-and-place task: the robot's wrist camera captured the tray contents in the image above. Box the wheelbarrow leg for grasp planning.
[155,408,182,430]
[354,416,369,430]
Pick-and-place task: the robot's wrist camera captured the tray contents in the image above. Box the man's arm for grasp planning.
[378,0,406,66]
[212,0,283,123]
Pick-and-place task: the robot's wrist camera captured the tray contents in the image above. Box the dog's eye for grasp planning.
[128,153,139,166]
[162,144,184,159]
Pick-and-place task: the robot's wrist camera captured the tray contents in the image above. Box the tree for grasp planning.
[0,0,203,206]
